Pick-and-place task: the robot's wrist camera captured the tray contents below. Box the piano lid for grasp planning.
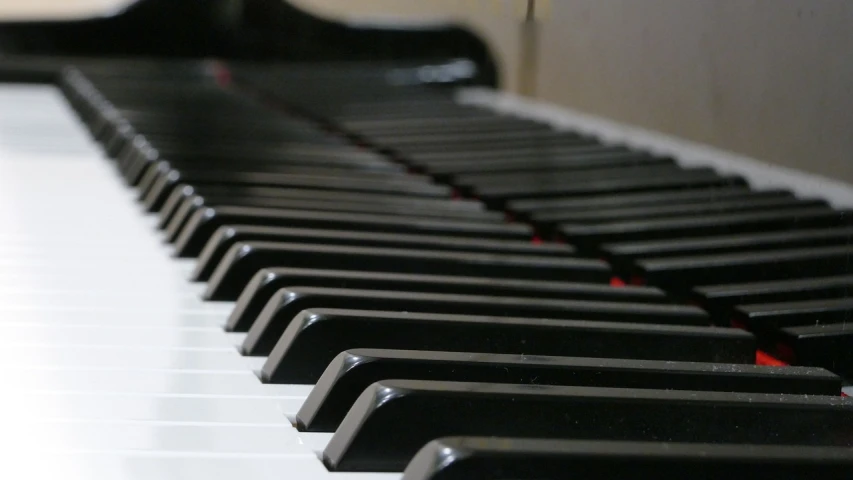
[0,0,498,87]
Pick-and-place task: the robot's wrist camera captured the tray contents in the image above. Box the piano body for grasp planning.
[0,1,851,478]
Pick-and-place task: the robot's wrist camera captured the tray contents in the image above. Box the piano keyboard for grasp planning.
[0,61,851,479]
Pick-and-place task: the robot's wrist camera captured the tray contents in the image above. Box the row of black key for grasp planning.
[61,63,852,478]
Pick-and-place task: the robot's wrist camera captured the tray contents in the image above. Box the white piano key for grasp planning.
[0,325,242,348]
[0,309,226,327]
[0,368,313,398]
[1,420,308,454]
[2,393,297,424]
[0,454,399,480]
[0,345,256,370]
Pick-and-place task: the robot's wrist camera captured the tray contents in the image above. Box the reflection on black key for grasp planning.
[193,226,573,282]
[779,324,853,376]
[402,437,853,480]
[603,226,853,266]
[297,349,838,432]
[323,380,853,471]
[242,287,708,355]
[638,245,853,288]
[562,207,844,248]
[204,242,606,301]
[174,206,532,257]
[694,275,853,316]
[259,309,754,383]
[225,267,666,332]
[736,297,853,330]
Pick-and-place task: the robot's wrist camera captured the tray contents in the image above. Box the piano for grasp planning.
[0,1,851,478]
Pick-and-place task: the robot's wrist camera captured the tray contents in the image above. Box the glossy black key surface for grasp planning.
[476,171,745,207]
[296,349,838,432]
[563,207,846,249]
[158,184,483,230]
[258,309,754,383]
[778,324,853,376]
[204,242,605,301]
[162,195,502,243]
[241,287,707,355]
[507,186,758,215]
[637,245,853,288]
[402,437,853,480]
[534,196,822,226]
[225,267,665,332]
[454,164,690,192]
[323,380,853,471]
[143,171,444,212]
[174,207,532,257]
[694,275,853,313]
[193,226,573,282]
[603,226,853,266]
[426,151,670,178]
[736,297,853,330]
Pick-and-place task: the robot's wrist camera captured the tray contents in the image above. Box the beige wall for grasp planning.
[2,0,850,182]
[295,0,853,184]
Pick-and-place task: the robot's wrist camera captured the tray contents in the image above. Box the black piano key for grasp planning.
[382,133,595,153]
[136,162,410,203]
[736,297,853,330]
[694,275,853,314]
[258,308,753,383]
[479,173,747,208]
[637,245,853,288]
[225,267,665,332]
[562,207,846,248]
[603,226,853,266]
[425,151,670,178]
[454,164,689,193]
[174,206,532,258]
[204,242,605,301]
[142,171,444,212]
[409,144,621,164]
[507,186,758,215]
[779,323,853,376]
[163,193,501,240]
[402,437,853,480]
[158,184,484,230]
[534,196,823,226]
[323,380,853,471]
[241,287,707,356]
[296,349,838,432]
[193,226,573,282]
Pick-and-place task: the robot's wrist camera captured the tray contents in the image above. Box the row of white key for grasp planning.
[0,84,396,480]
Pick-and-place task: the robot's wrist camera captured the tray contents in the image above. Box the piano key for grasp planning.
[603,226,853,266]
[161,187,491,238]
[242,287,707,356]
[193,226,574,282]
[296,349,838,432]
[637,245,853,288]
[258,308,754,383]
[174,207,532,257]
[454,164,690,192]
[693,275,853,313]
[735,297,853,330]
[204,242,605,301]
[402,437,853,480]
[224,267,666,332]
[534,196,823,226]
[323,380,853,471]
[479,172,747,208]
[143,171,445,212]
[778,323,853,376]
[563,207,847,248]
[162,195,502,243]
[426,151,671,178]
[507,185,760,215]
